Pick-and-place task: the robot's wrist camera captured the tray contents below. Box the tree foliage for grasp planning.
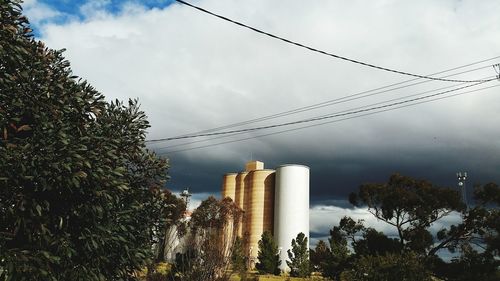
[431,244,499,281]
[286,232,310,277]
[354,228,401,257]
[432,183,500,280]
[172,196,242,281]
[153,192,186,263]
[346,175,499,280]
[343,252,432,281]
[320,221,352,281]
[1,1,180,279]
[231,236,248,279]
[309,240,329,272]
[255,231,281,275]
[311,175,499,280]
[350,173,464,254]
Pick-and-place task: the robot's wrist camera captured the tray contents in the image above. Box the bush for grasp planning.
[343,252,431,281]
[0,1,178,279]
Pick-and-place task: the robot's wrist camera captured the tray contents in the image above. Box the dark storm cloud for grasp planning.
[310,232,328,241]
[165,143,500,206]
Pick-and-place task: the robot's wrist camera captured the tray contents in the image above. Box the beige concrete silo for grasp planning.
[222,173,237,201]
[245,160,264,172]
[247,169,275,266]
[235,172,248,238]
[221,173,238,260]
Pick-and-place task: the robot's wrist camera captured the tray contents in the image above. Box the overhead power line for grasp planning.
[175,0,493,83]
[171,64,494,137]
[149,79,494,143]
[147,58,498,143]
[153,80,474,151]
[157,83,499,155]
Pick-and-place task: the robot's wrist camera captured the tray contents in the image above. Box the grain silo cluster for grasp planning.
[221,161,309,271]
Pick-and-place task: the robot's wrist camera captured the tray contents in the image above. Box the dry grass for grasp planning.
[139,265,325,281]
[229,273,325,281]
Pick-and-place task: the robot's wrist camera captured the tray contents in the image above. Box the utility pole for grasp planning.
[456,172,468,208]
[494,64,500,80]
[180,188,192,209]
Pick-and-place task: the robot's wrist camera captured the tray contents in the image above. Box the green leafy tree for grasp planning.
[343,252,432,281]
[434,183,500,255]
[320,223,352,280]
[286,232,310,277]
[316,216,402,279]
[231,236,248,279]
[334,217,401,257]
[349,175,499,279]
[437,244,499,281]
[310,240,329,272]
[154,191,186,263]
[172,196,242,281]
[353,228,401,257]
[349,173,464,255]
[432,183,500,280]
[0,1,179,279]
[256,231,281,275]
[333,217,365,248]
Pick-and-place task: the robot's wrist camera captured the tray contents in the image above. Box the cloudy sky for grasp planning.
[23,0,500,245]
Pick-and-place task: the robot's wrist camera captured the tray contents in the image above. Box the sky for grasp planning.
[22,0,500,247]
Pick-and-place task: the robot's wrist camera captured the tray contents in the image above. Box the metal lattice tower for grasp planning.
[456,172,468,208]
[180,188,192,209]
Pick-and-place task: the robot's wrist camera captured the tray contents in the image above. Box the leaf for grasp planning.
[73,171,87,178]
[41,251,50,259]
[16,124,32,132]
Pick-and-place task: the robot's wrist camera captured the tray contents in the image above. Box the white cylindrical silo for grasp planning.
[274,164,309,272]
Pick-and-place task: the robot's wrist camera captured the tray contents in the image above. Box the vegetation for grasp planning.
[153,195,186,264]
[309,174,500,281]
[1,1,184,280]
[309,240,329,272]
[311,221,351,280]
[231,237,248,279]
[256,231,281,275]
[431,182,500,281]
[349,173,465,255]
[171,196,242,281]
[342,252,432,281]
[286,232,311,278]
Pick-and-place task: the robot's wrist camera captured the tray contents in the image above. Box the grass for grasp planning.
[140,264,324,281]
[229,272,325,281]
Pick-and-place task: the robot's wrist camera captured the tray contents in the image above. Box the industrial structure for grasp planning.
[221,161,309,271]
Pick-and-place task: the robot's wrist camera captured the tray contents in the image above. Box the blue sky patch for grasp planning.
[39,0,175,17]
[26,0,176,36]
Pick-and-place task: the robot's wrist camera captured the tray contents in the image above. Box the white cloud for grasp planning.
[35,0,500,164]
[79,0,112,19]
[23,0,63,26]
[309,204,464,248]
[310,205,397,238]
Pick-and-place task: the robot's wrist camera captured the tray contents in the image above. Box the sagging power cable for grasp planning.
[175,0,494,83]
[158,83,499,154]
